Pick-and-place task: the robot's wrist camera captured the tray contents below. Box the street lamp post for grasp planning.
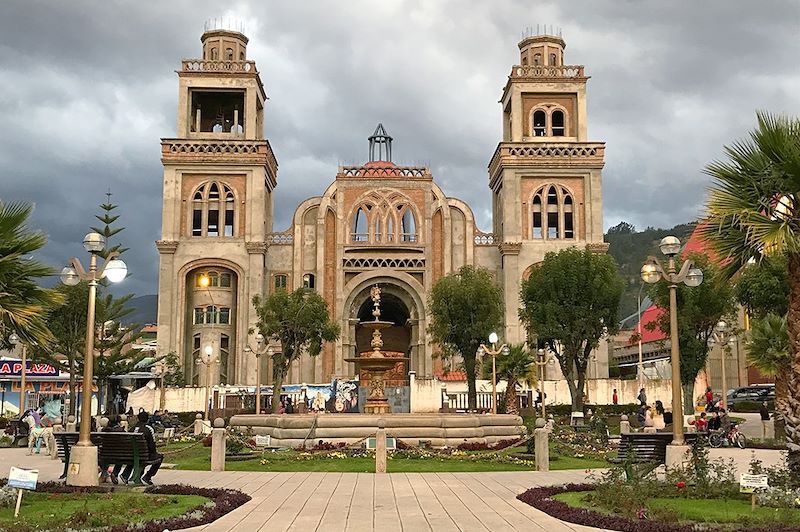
[244,333,272,415]
[8,333,27,416]
[535,347,556,418]
[477,332,510,414]
[60,232,127,486]
[637,283,646,391]
[709,320,735,409]
[641,236,703,449]
[196,345,219,421]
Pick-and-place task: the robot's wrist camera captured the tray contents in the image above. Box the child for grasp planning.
[695,412,708,432]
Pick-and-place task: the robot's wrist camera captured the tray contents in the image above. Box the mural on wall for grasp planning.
[273,380,360,413]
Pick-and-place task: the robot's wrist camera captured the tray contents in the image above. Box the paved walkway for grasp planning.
[0,446,787,531]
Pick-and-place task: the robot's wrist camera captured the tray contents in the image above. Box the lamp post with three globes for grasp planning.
[477,332,510,414]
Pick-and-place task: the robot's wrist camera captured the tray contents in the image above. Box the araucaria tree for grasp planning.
[520,247,624,411]
[647,253,736,413]
[253,288,340,413]
[428,265,504,411]
[701,111,800,478]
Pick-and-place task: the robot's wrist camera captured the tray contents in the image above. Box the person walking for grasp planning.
[759,401,771,439]
[705,387,714,411]
[612,389,618,405]
[637,388,647,407]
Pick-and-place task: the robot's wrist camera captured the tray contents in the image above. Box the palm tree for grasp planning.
[746,313,790,440]
[701,111,800,479]
[0,201,62,346]
[483,344,536,415]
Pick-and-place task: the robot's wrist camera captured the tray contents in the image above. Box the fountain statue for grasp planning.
[345,285,409,414]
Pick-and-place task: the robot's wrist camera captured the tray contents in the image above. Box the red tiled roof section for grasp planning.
[681,222,718,262]
[628,305,667,345]
[436,371,467,382]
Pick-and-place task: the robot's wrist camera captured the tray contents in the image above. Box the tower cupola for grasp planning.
[201,19,249,61]
[518,26,565,67]
[368,123,393,163]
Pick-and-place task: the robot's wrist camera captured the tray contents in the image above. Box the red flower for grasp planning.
[676,481,686,489]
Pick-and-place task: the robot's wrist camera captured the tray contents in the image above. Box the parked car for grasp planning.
[726,385,775,411]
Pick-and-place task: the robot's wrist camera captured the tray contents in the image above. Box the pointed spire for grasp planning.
[368,123,393,162]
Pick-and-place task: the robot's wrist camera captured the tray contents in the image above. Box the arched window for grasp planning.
[564,194,574,239]
[224,187,235,236]
[551,110,565,136]
[207,271,219,287]
[352,207,368,242]
[533,110,546,136]
[210,48,218,60]
[220,272,232,287]
[303,273,315,289]
[219,334,229,384]
[521,56,528,66]
[533,53,541,66]
[532,195,543,239]
[226,48,234,61]
[546,187,559,239]
[190,182,238,237]
[387,216,395,242]
[375,217,382,242]
[239,51,244,60]
[274,274,288,291]
[401,209,416,242]
[549,53,557,66]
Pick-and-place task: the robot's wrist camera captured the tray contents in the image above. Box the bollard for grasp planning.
[375,419,387,474]
[119,414,128,430]
[51,417,63,460]
[65,415,77,433]
[98,417,109,430]
[619,415,630,435]
[194,413,204,436]
[210,418,226,472]
[534,418,549,472]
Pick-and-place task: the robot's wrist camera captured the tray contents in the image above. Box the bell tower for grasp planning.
[489,28,607,354]
[156,21,278,387]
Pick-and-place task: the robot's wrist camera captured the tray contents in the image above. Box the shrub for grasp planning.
[729,400,775,413]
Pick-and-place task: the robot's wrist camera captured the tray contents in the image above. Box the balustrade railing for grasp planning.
[182,59,256,73]
[511,64,585,78]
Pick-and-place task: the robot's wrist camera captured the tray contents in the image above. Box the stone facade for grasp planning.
[156,29,609,387]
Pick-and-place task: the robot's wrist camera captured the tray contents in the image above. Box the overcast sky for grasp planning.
[1,0,798,297]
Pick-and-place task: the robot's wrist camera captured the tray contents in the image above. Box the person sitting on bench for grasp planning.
[120,412,163,485]
[101,415,126,484]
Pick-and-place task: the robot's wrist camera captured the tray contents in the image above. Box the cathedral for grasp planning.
[155,27,608,387]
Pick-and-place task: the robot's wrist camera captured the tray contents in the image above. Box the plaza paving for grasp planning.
[1,445,787,531]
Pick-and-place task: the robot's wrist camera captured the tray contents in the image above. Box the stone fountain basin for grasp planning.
[229,413,524,448]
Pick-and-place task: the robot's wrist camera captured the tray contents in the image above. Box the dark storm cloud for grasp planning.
[1,0,798,296]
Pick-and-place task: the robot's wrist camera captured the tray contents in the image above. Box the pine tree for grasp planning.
[91,190,129,259]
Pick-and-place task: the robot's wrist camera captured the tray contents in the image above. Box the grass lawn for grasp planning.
[161,443,606,473]
[553,491,800,526]
[0,491,209,531]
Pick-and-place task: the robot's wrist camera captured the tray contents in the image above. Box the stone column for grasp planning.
[619,415,630,435]
[375,419,387,474]
[534,418,549,472]
[210,418,226,472]
[193,413,204,436]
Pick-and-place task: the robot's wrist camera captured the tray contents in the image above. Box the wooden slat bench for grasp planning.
[609,432,699,465]
[55,432,157,484]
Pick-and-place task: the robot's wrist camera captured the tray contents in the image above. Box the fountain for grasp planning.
[345,285,409,414]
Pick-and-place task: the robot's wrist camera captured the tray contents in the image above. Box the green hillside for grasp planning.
[605,221,696,320]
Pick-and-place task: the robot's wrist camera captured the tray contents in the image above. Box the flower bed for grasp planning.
[0,481,250,532]
[517,484,800,532]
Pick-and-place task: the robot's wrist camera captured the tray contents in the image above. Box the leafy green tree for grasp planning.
[747,313,790,440]
[428,265,504,411]
[647,253,736,413]
[0,201,63,347]
[93,292,148,414]
[482,344,535,415]
[45,282,89,415]
[734,254,789,319]
[161,351,186,387]
[253,288,340,413]
[520,248,624,411]
[700,111,800,479]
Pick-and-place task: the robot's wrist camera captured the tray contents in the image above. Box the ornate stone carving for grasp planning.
[267,232,293,245]
[181,59,256,73]
[473,232,496,246]
[155,240,178,253]
[342,257,425,270]
[585,242,610,254]
[499,242,522,255]
[245,241,267,254]
[339,165,430,179]
[511,64,585,79]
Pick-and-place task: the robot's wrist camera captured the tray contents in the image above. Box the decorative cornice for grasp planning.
[499,242,523,255]
[488,141,605,189]
[155,240,179,254]
[585,242,610,254]
[245,241,267,254]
